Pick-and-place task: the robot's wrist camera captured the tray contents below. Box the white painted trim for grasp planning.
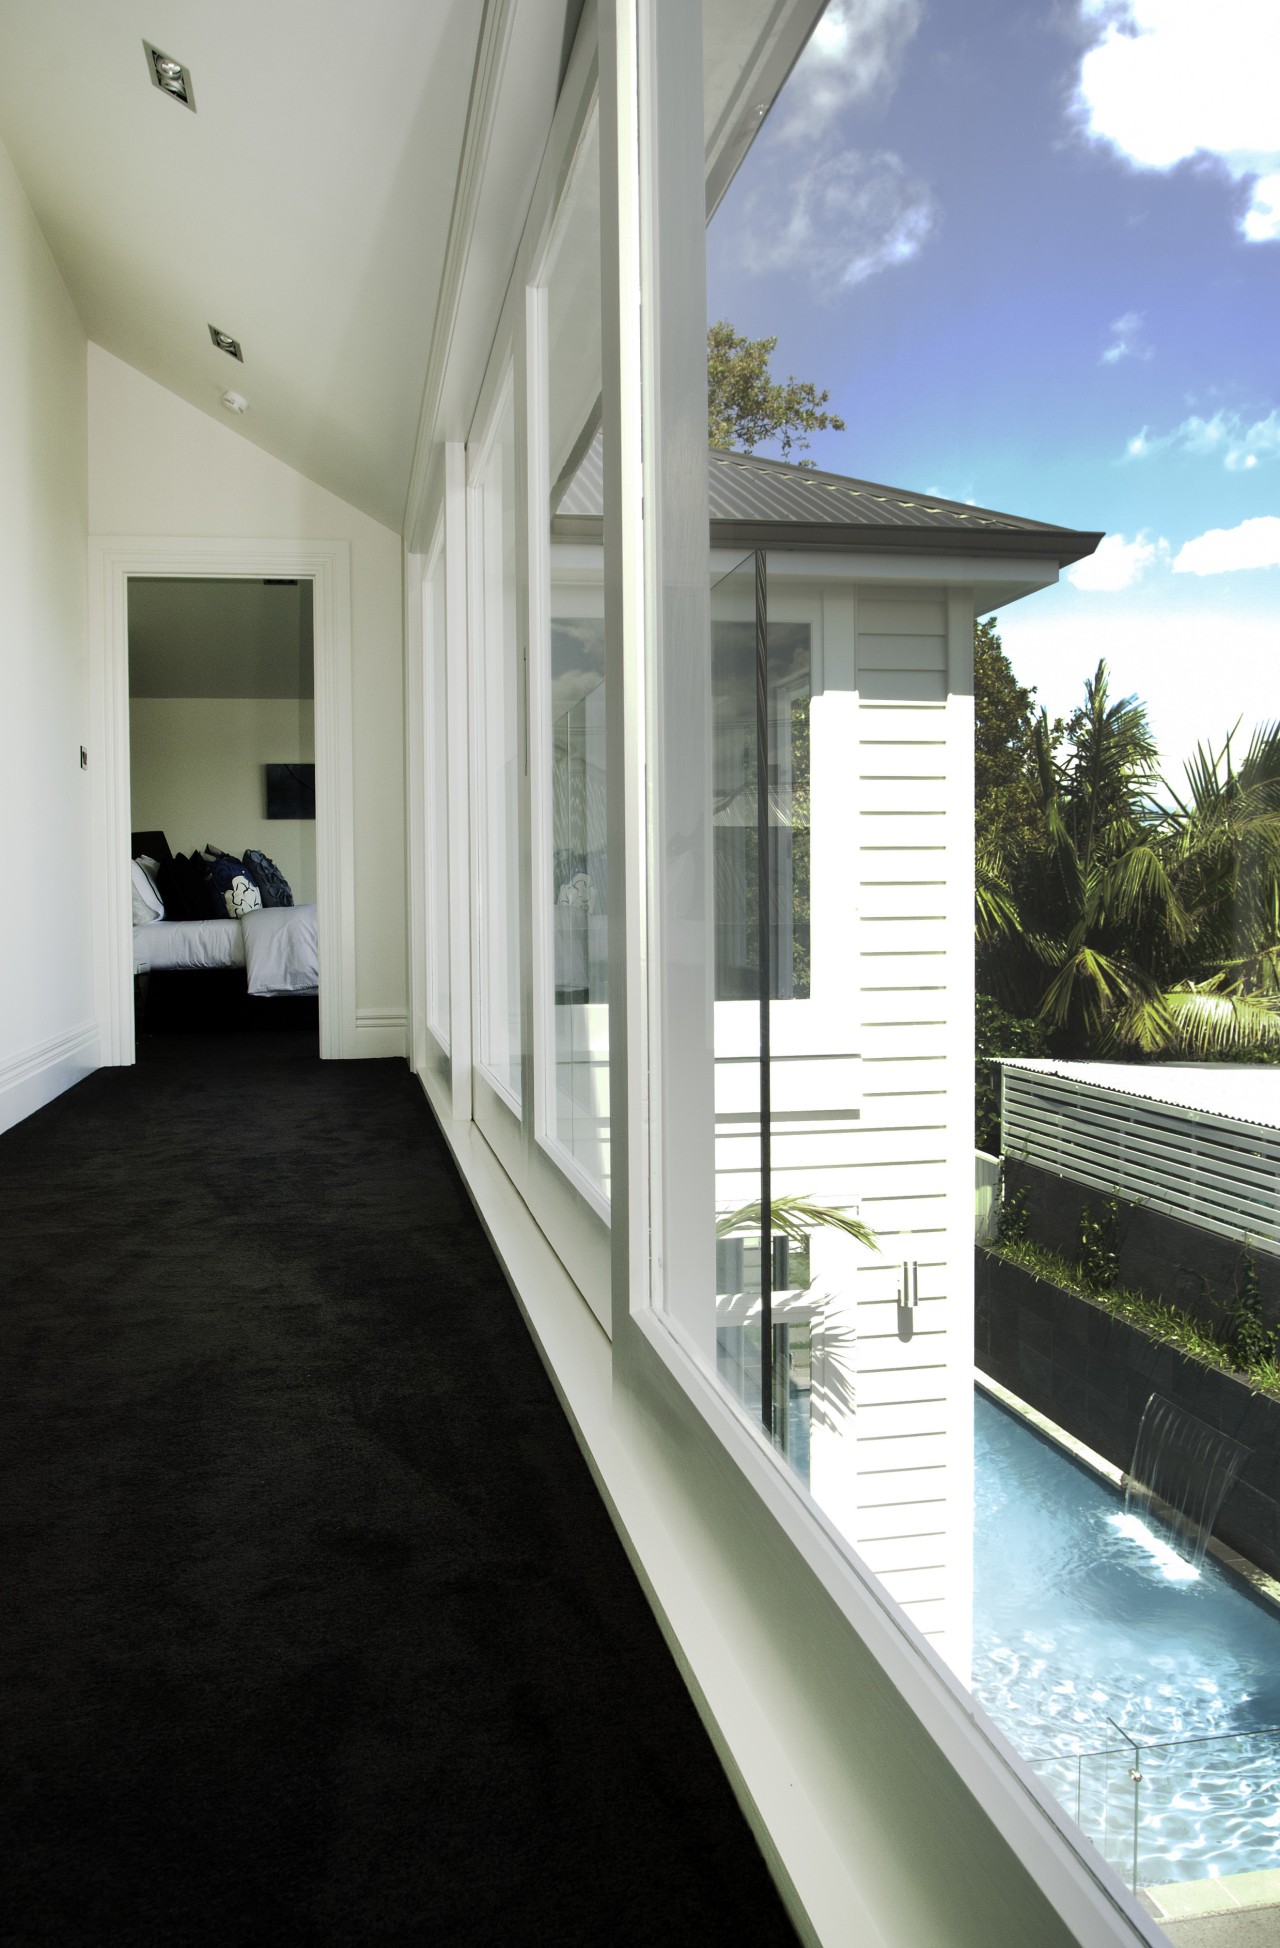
[403,0,517,547]
[0,1021,99,1136]
[443,441,474,1124]
[354,1009,408,1058]
[88,535,356,1064]
[405,542,429,1080]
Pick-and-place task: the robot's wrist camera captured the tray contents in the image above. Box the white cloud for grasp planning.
[997,593,1280,770]
[775,0,923,145]
[740,148,935,292]
[1173,516,1280,574]
[1074,0,1280,241]
[1066,530,1168,590]
[1125,407,1280,469]
[1101,310,1152,363]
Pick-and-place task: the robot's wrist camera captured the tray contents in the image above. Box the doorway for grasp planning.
[88,536,356,1065]
[127,576,318,1053]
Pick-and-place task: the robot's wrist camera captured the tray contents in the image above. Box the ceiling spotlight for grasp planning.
[209,325,244,361]
[143,41,195,111]
[221,390,250,415]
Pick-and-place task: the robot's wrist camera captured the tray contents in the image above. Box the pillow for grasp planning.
[157,851,214,921]
[242,849,294,908]
[209,854,263,918]
[130,857,165,925]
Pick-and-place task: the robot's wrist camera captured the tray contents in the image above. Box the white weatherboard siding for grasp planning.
[853,591,973,1672]
[0,134,95,1133]
[1003,1063,1280,1254]
[714,583,974,1673]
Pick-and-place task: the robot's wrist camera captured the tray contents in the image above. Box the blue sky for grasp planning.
[707,0,1280,776]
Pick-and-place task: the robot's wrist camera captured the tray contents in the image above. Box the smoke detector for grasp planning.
[221,390,250,415]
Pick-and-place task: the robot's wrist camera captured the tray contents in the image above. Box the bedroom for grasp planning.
[127,575,320,1043]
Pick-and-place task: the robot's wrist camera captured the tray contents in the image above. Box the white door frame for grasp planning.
[88,534,356,1063]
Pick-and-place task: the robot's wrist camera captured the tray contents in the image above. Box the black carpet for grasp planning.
[0,1035,797,1946]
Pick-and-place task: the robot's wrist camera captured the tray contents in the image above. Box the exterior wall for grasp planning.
[714,579,974,1672]
[129,698,317,906]
[0,134,95,1132]
[848,588,974,1668]
[88,346,405,1050]
[976,1249,1280,1581]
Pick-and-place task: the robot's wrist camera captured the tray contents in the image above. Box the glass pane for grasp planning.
[711,553,773,1432]
[424,538,450,1048]
[474,375,522,1103]
[713,619,811,1003]
[540,110,609,1197]
[712,554,818,1453]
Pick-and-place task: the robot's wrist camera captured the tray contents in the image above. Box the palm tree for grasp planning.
[977,662,1280,1059]
[1139,722,1280,1055]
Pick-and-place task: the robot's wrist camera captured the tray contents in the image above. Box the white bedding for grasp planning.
[132,903,318,995]
[241,903,319,996]
[133,918,245,972]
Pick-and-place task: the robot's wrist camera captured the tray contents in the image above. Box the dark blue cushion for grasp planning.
[209,855,263,918]
[242,850,294,908]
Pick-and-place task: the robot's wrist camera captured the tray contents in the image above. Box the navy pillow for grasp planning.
[243,850,294,908]
[209,855,263,918]
[158,851,212,921]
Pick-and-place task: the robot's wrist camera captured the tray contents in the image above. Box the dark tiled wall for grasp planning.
[975,1248,1280,1582]
[1003,1158,1280,1339]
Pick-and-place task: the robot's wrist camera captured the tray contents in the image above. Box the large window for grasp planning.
[532,107,610,1204]
[424,529,450,1051]
[470,373,522,1107]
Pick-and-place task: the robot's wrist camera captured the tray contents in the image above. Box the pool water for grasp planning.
[973,1388,1280,1886]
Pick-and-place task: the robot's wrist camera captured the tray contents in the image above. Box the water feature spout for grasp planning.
[1124,1393,1250,1574]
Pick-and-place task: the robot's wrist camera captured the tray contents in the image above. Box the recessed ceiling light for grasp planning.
[209,325,244,361]
[143,41,195,111]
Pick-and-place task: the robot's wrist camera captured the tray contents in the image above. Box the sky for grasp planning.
[706,0,1280,779]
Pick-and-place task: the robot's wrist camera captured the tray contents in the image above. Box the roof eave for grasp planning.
[552,515,1105,568]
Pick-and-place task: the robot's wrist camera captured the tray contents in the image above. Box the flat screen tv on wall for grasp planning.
[264,763,315,820]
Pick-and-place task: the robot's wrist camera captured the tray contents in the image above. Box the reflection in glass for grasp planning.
[425,540,450,1047]
[710,562,832,1479]
[713,618,811,1003]
[474,377,522,1103]
[540,110,609,1198]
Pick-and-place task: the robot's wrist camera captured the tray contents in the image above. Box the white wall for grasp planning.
[130,698,317,906]
[0,135,95,1132]
[89,345,406,1052]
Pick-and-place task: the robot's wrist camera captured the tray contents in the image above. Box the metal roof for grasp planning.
[1000,1060,1280,1133]
[554,434,1103,566]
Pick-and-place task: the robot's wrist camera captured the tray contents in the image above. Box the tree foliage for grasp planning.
[707,320,845,465]
[976,645,1280,1068]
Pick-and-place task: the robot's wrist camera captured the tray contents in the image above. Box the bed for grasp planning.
[130,831,319,1033]
[132,906,319,995]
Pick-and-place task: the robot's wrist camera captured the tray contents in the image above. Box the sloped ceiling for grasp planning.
[0,0,482,531]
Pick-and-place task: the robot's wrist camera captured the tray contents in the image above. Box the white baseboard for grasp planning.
[0,1021,99,1135]
[353,1009,408,1059]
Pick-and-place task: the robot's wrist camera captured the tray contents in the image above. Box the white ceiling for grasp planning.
[0,0,483,531]
[0,1,824,538]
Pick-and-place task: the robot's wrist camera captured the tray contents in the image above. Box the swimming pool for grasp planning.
[973,1386,1280,1887]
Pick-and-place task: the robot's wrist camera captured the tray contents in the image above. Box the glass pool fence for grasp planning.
[1030,1721,1280,1893]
